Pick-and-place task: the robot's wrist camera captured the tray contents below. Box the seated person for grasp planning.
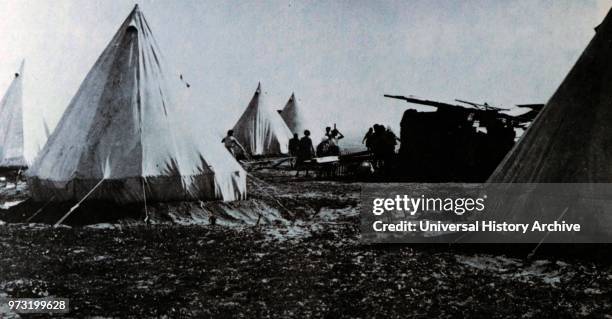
[316,137,331,157]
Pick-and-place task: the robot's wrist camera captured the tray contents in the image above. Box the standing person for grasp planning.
[296,130,315,177]
[288,133,300,168]
[324,126,332,139]
[383,126,400,170]
[328,131,344,156]
[371,124,386,168]
[363,127,373,151]
[222,130,248,159]
[385,126,400,152]
[330,124,343,139]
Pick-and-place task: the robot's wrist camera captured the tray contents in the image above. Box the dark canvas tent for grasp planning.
[479,8,612,242]
[489,9,612,183]
[0,60,27,169]
[232,83,292,156]
[27,5,247,204]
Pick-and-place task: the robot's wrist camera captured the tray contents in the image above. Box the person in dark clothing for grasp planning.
[296,130,315,177]
[331,128,344,140]
[288,133,300,168]
[316,137,331,157]
[363,127,373,151]
[381,126,399,171]
[330,124,343,140]
[384,126,400,154]
[324,126,332,139]
[370,124,387,168]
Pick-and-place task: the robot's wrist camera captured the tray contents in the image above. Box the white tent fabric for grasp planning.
[232,83,292,155]
[280,93,305,135]
[280,93,322,145]
[27,5,246,204]
[0,60,27,169]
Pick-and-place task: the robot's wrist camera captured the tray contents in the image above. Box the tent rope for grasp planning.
[527,206,569,259]
[246,172,293,217]
[54,178,105,227]
[25,195,56,223]
[142,178,150,224]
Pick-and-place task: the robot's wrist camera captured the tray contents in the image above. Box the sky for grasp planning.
[0,0,609,160]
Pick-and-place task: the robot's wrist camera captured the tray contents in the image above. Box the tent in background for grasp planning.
[232,83,292,155]
[279,92,323,146]
[0,60,27,170]
[27,5,246,204]
[280,93,309,135]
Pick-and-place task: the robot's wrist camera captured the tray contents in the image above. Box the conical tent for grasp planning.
[27,5,246,204]
[232,83,292,155]
[0,60,27,169]
[478,8,612,242]
[489,8,612,183]
[280,93,309,135]
[280,93,322,145]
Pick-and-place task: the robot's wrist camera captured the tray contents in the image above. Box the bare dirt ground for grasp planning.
[0,169,611,318]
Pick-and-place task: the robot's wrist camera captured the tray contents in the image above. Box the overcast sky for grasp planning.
[0,0,609,159]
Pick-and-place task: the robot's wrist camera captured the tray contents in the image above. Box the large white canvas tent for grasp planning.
[478,8,612,242]
[232,83,292,155]
[27,5,246,204]
[0,60,27,169]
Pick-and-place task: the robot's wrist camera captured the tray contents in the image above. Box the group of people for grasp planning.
[221,126,345,177]
[315,126,344,157]
[223,123,397,175]
[289,126,344,176]
[288,130,314,176]
[362,124,399,168]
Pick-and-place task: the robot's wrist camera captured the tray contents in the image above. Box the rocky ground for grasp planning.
[0,169,611,318]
